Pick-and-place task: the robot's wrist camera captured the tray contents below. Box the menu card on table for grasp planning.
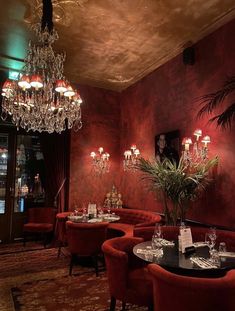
[179,228,193,253]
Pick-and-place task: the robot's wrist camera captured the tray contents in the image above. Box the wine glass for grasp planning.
[82,203,87,218]
[205,228,216,256]
[154,223,162,238]
[97,204,103,217]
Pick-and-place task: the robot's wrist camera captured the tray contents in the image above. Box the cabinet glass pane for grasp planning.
[14,135,45,213]
[0,133,8,214]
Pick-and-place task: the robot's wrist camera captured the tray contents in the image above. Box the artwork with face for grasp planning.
[155,130,180,164]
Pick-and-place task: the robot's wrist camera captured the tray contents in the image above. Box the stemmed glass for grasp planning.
[154,223,162,238]
[82,203,87,219]
[205,227,217,256]
[97,204,103,218]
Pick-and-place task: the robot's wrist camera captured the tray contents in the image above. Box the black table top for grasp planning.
[133,241,235,277]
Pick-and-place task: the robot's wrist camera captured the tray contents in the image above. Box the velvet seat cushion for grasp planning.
[23,223,54,233]
[107,223,134,237]
[23,207,56,234]
[107,208,161,226]
[148,263,235,311]
[127,267,153,306]
[66,221,109,256]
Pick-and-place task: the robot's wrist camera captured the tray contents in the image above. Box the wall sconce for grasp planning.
[182,129,211,164]
[90,147,110,175]
[123,144,141,171]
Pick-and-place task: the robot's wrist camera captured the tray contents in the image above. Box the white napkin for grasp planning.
[88,218,102,223]
[190,257,217,269]
[193,242,208,248]
[219,252,235,258]
[160,239,175,246]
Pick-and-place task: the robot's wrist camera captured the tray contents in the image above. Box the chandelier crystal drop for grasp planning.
[1,23,82,133]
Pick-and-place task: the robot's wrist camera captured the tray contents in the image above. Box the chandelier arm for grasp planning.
[42,0,54,32]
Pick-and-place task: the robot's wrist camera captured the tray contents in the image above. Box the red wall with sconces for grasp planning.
[69,18,235,228]
[69,85,121,209]
[119,18,235,228]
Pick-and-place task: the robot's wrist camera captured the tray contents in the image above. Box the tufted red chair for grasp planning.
[23,207,56,247]
[66,221,109,276]
[102,237,153,311]
[148,263,235,311]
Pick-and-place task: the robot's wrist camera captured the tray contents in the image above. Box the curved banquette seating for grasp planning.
[55,209,161,253]
[134,226,235,251]
[106,208,161,237]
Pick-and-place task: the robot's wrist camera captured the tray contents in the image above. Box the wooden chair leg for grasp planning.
[57,245,61,258]
[23,232,26,247]
[121,302,126,311]
[92,255,99,277]
[110,296,116,311]
[69,254,76,276]
[43,234,47,248]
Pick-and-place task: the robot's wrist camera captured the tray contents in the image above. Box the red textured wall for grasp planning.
[119,18,235,227]
[69,85,121,209]
[69,19,235,227]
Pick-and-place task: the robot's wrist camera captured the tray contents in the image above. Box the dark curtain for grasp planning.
[40,131,70,212]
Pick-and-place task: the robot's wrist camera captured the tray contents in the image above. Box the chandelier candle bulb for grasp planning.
[182,130,212,164]
[98,147,104,154]
[202,136,211,147]
[193,129,202,141]
[123,145,141,171]
[90,147,110,175]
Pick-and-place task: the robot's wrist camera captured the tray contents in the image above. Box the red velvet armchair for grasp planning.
[102,236,153,311]
[66,221,108,276]
[23,207,56,247]
[148,263,235,311]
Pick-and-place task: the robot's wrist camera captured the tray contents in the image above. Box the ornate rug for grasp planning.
[0,245,147,311]
[0,241,47,256]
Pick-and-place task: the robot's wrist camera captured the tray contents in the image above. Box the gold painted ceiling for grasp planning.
[0,0,235,91]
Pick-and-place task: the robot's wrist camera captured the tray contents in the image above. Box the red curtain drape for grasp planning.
[40,131,70,212]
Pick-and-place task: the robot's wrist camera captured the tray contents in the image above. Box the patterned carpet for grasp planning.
[0,243,147,311]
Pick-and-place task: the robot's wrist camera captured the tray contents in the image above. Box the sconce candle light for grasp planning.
[182,129,211,164]
[123,144,141,171]
[90,147,110,175]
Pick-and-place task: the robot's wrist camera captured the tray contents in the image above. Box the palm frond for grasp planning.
[197,76,235,128]
[209,102,235,129]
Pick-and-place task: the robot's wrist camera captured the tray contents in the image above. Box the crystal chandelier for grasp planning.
[90,147,110,175]
[182,129,211,164]
[1,0,82,134]
[123,145,140,171]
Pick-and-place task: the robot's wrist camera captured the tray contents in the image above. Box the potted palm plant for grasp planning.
[136,156,218,225]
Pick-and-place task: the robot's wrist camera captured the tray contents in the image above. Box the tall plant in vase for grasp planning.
[136,156,218,225]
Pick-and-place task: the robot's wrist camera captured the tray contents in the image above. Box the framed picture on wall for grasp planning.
[155,130,180,163]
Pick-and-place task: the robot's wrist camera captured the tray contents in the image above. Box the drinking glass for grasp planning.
[219,242,227,253]
[152,235,162,250]
[82,204,87,218]
[154,223,162,238]
[210,249,221,267]
[97,204,103,217]
[205,230,216,256]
